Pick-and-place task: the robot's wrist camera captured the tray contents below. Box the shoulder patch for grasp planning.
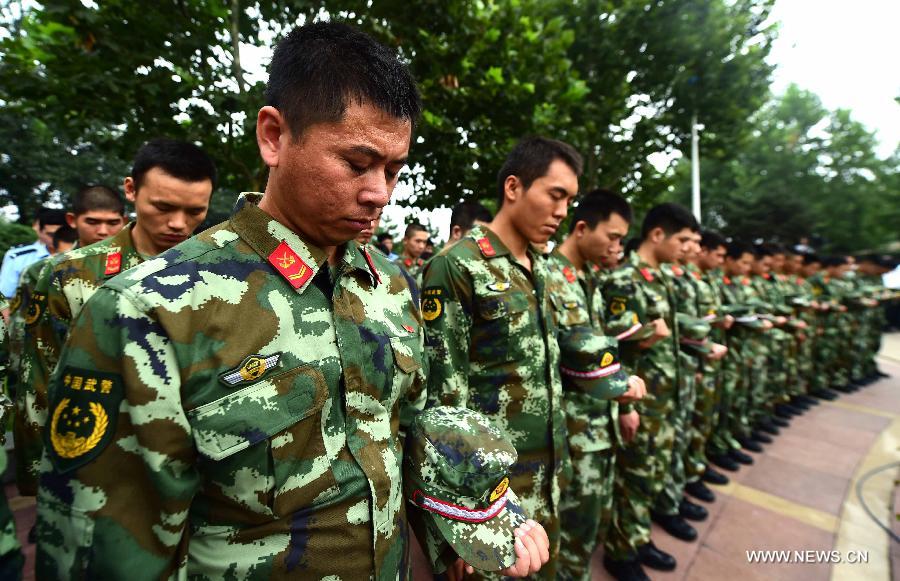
[219,353,282,387]
[421,286,445,322]
[609,296,627,315]
[47,367,123,473]
[24,292,46,326]
[105,251,122,276]
[640,267,654,282]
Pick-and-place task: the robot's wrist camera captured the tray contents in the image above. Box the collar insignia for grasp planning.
[268,241,313,289]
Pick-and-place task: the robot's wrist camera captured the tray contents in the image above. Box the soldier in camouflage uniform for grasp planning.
[602,203,700,580]
[35,23,464,579]
[395,223,429,283]
[18,140,215,499]
[799,254,840,400]
[405,406,549,578]
[547,190,646,581]
[809,257,853,393]
[0,301,25,579]
[422,136,582,579]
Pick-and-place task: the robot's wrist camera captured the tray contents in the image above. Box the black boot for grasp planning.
[774,404,798,418]
[702,466,729,485]
[729,448,754,465]
[709,453,740,472]
[737,436,763,453]
[811,388,838,400]
[604,554,652,581]
[636,541,677,571]
[751,430,773,444]
[771,416,790,427]
[652,512,698,542]
[685,480,716,502]
[680,498,709,521]
[757,419,781,435]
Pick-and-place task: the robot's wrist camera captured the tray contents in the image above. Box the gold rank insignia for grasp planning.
[24,292,46,326]
[489,476,510,502]
[220,353,282,387]
[610,297,627,315]
[601,352,615,367]
[422,287,444,322]
[47,366,123,473]
[487,281,511,292]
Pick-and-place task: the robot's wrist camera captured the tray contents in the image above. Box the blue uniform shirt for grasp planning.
[0,241,49,299]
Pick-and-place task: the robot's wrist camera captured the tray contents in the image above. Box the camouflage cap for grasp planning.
[557,326,628,400]
[404,406,526,572]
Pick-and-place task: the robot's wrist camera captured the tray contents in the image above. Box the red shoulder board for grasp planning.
[563,266,576,283]
[268,241,313,289]
[671,265,683,277]
[640,267,654,282]
[477,237,496,257]
[404,258,413,267]
[723,275,732,285]
[362,247,381,286]
[104,252,122,276]
[692,270,702,280]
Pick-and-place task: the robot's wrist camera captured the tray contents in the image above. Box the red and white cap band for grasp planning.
[415,489,509,523]
[616,323,643,341]
[560,362,622,379]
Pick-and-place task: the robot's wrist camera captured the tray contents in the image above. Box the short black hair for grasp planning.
[404,223,428,238]
[726,240,752,260]
[700,230,727,251]
[497,136,583,204]
[802,253,821,266]
[51,224,78,248]
[569,188,632,234]
[73,185,125,217]
[450,200,492,234]
[38,209,67,230]
[266,22,421,139]
[377,232,394,243]
[640,203,699,241]
[753,243,775,258]
[131,138,218,192]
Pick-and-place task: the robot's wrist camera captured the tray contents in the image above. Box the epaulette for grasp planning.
[563,266,576,283]
[9,245,37,257]
[477,237,496,258]
[671,265,683,277]
[723,275,732,285]
[639,267,654,282]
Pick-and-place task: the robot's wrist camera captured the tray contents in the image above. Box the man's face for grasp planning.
[771,253,786,273]
[261,102,411,249]
[37,224,61,249]
[576,212,629,265]
[382,237,394,252]
[802,261,820,277]
[681,233,701,264]
[657,227,695,264]
[68,210,126,246]
[355,210,381,245]
[404,230,429,259]
[725,252,754,276]
[752,255,772,275]
[53,240,76,255]
[698,245,726,271]
[124,167,212,255]
[507,159,579,244]
[784,254,802,274]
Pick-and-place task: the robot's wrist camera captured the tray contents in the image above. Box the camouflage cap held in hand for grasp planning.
[404,406,526,572]
[557,326,629,400]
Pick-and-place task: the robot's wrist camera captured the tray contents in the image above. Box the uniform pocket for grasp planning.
[187,365,339,517]
[474,291,529,361]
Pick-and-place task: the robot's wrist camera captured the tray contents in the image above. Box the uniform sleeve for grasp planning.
[421,254,472,408]
[36,287,199,579]
[601,274,655,343]
[0,251,20,299]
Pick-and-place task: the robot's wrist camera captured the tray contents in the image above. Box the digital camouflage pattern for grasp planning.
[8,256,52,494]
[0,301,25,579]
[18,224,144,497]
[601,251,679,560]
[36,193,427,579]
[404,406,524,573]
[395,256,425,287]
[421,224,566,580]
[546,249,626,581]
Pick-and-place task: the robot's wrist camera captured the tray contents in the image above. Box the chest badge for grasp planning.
[487,280,511,292]
[220,353,282,387]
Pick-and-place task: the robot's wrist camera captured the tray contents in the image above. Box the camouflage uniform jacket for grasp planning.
[19,225,144,495]
[546,249,621,452]
[601,251,679,416]
[420,224,565,513]
[36,193,427,580]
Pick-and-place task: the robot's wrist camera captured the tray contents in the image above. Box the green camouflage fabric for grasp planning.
[601,251,679,560]
[421,224,566,580]
[546,250,625,581]
[36,193,427,580]
[395,256,425,287]
[0,302,25,579]
[19,224,144,497]
[8,256,51,494]
[404,406,525,573]
[809,273,851,389]
[751,274,791,408]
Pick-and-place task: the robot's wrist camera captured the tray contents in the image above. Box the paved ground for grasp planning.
[7,336,900,580]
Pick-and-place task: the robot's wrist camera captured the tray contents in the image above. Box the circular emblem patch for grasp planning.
[23,293,45,325]
[50,398,109,459]
[610,298,626,315]
[489,477,510,502]
[422,297,443,321]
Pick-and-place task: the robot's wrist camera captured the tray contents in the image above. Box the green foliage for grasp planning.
[1,0,777,220]
[668,84,900,252]
[0,220,38,259]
